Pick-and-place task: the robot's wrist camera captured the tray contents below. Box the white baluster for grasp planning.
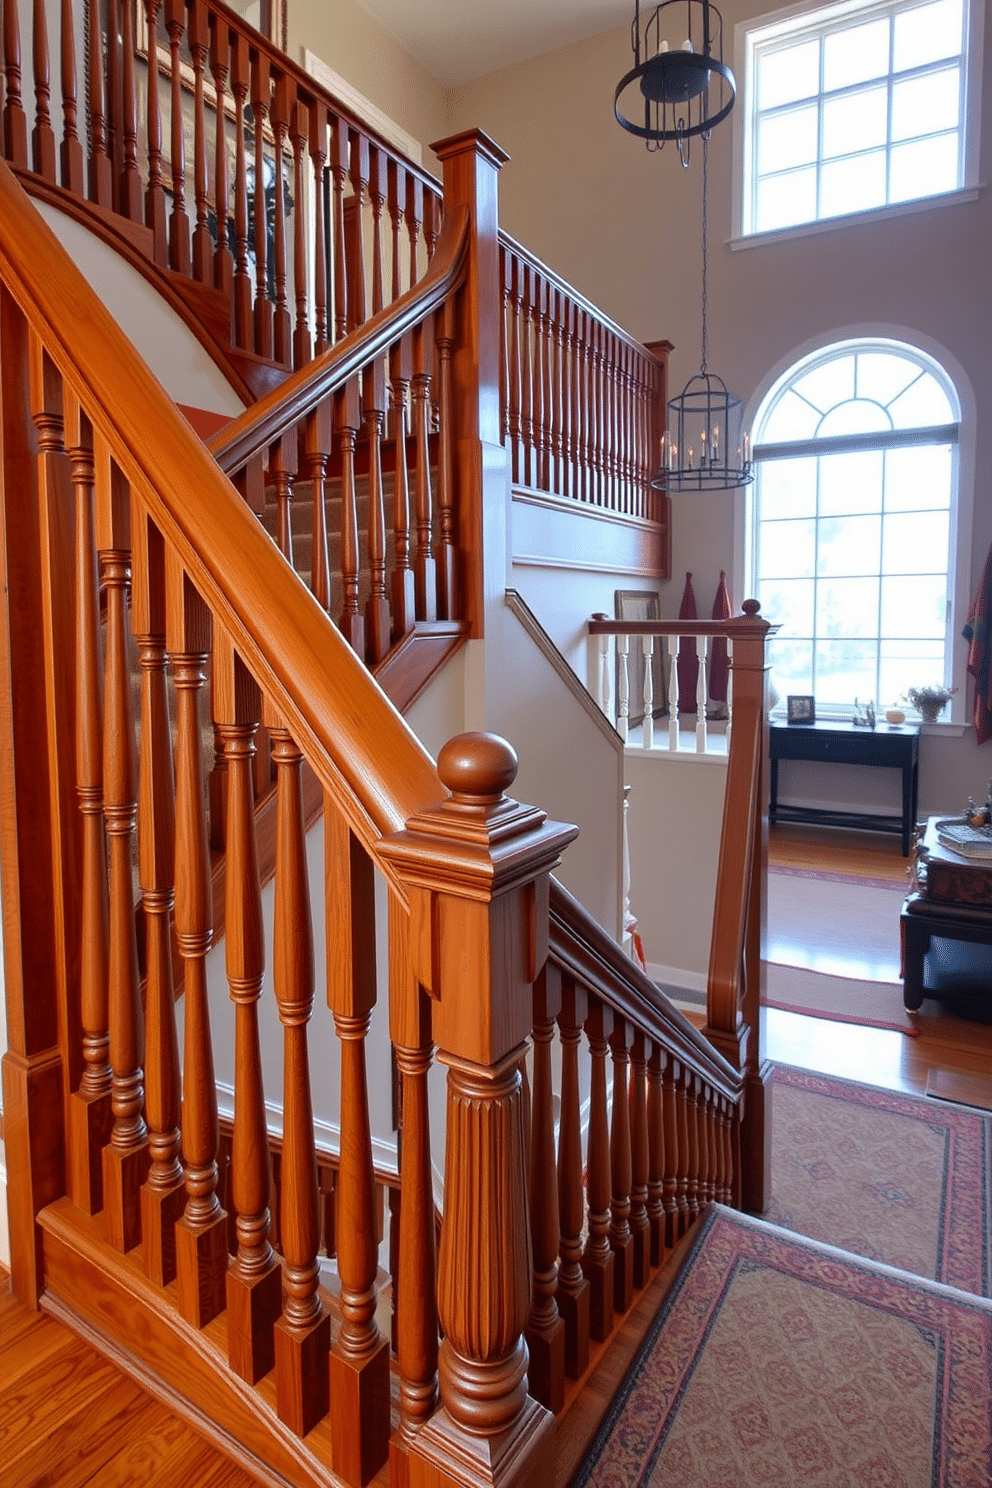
[696,636,708,753]
[617,634,630,742]
[642,636,654,749]
[725,636,733,753]
[668,635,679,752]
[622,784,633,953]
[597,632,611,720]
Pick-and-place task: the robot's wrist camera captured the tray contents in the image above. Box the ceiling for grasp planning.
[355,0,633,88]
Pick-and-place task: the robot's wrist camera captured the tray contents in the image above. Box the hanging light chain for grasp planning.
[700,134,708,376]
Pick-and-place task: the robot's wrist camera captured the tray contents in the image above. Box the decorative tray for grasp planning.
[934,818,992,860]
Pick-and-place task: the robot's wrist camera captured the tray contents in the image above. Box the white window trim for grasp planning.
[731,0,986,243]
[734,328,977,724]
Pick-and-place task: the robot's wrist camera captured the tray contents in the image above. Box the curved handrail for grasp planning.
[549,878,741,1100]
[208,204,470,475]
[0,156,440,857]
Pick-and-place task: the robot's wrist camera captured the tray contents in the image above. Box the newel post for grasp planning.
[381,733,578,1488]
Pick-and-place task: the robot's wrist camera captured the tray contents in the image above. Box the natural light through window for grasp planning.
[740,0,977,236]
[751,342,960,713]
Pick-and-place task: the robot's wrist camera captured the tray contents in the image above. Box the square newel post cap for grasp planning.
[380,733,578,1066]
[430,129,511,172]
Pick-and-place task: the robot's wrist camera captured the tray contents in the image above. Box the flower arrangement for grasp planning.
[904,685,956,721]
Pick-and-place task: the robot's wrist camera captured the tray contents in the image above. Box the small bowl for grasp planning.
[885,708,906,726]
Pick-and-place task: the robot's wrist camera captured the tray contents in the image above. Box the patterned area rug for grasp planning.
[574,1206,992,1488]
[765,962,921,1035]
[767,1067,991,1297]
[767,864,905,982]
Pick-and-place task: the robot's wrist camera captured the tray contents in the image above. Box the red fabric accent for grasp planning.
[708,569,732,705]
[677,572,699,713]
[964,542,992,746]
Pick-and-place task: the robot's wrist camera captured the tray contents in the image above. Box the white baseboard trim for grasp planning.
[645,962,708,1010]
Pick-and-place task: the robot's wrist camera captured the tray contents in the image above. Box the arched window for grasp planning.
[749,340,960,713]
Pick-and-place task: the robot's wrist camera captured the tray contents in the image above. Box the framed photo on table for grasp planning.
[787,694,816,725]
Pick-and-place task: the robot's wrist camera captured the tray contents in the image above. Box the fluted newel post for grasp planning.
[381,734,577,1488]
[704,600,774,1214]
[525,962,564,1413]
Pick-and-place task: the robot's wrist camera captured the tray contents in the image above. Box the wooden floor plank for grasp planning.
[0,1341,124,1477]
[4,1389,162,1488]
[0,1311,73,1389]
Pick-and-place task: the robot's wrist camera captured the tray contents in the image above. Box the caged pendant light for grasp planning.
[614,0,736,165]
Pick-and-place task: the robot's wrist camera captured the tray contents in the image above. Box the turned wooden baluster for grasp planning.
[164,0,191,273]
[364,357,391,664]
[369,146,385,315]
[646,1042,666,1265]
[389,336,416,640]
[556,975,590,1378]
[168,560,227,1328]
[130,512,183,1285]
[269,74,292,364]
[330,114,349,340]
[675,1064,690,1237]
[268,429,296,564]
[187,0,212,281]
[685,1073,700,1221]
[291,101,311,367]
[59,0,84,194]
[582,997,615,1342]
[336,380,365,658]
[86,0,111,202]
[518,263,535,488]
[388,891,438,1485]
[217,635,280,1382]
[64,396,111,1215]
[559,297,575,501]
[661,1054,679,1250]
[410,319,437,621]
[209,15,233,296]
[119,0,141,219]
[629,1029,650,1288]
[141,0,167,263]
[347,132,369,332]
[388,159,406,300]
[230,32,252,347]
[105,0,122,205]
[269,717,329,1437]
[704,1086,718,1204]
[608,1016,634,1314]
[593,322,607,507]
[98,451,149,1251]
[2,0,27,165]
[503,250,521,484]
[539,279,554,491]
[405,174,423,291]
[326,806,389,1487]
[423,191,440,262]
[309,101,329,353]
[250,50,272,357]
[550,287,566,496]
[526,963,564,1413]
[435,298,457,620]
[304,402,332,613]
[720,1095,734,1205]
[30,0,55,179]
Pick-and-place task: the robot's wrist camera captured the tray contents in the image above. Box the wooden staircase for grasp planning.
[0,7,773,1488]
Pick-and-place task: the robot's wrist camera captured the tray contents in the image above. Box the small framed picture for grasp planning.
[787,694,816,725]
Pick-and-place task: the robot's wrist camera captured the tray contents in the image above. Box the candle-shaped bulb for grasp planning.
[711,424,719,462]
[658,37,669,52]
[744,432,750,463]
[682,37,693,50]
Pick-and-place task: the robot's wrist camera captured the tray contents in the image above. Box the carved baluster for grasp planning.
[268,429,296,564]
[560,297,575,500]
[209,14,232,296]
[119,0,141,218]
[629,1030,650,1288]
[250,50,272,357]
[364,358,391,664]
[538,278,553,490]
[129,511,183,1284]
[423,191,439,262]
[668,634,680,751]
[387,159,405,301]
[336,381,365,658]
[410,319,437,621]
[556,975,590,1378]
[164,0,190,273]
[217,634,280,1382]
[369,145,385,315]
[704,1086,717,1204]
[646,1042,666,1265]
[503,249,520,483]
[304,403,332,613]
[269,74,292,364]
[434,299,457,620]
[2,0,28,164]
[141,0,166,262]
[330,114,349,340]
[230,32,252,347]
[696,635,709,752]
[608,1017,634,1314]
[404,174,422,289]
[291,100,311,367]
[185,0,210,279]
[309,101,329,353]
[685,1073,700,1221]
[526,964,564,1413]
[268,717,329,1436]
[388,891,438,1481]
[346,132,369,334]
[550,286,565,495]
[721,1096,734,1205]
[642,636,655,749]
[518,263,535,488]
[582,997,615,1342]
[576,308,590,503]
[97,449,149,1251]
[64,396,111,1214]
[105,0,122,206]
[595,623,610,722]
[662,1054,679,1250]
[389,336,415,641]
[616,633,629,742]
[326,806,389,1487]
[59,0,84,193]
[168,560,227,1328]
[30,0,55,179]
[86,0,111,202]
[675,1065,690,1237]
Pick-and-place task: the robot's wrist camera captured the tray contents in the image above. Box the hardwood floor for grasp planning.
[0,1276,267,1488]
[764,823,992,1103]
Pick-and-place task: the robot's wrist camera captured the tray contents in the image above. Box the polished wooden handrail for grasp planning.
[0,156,438,851]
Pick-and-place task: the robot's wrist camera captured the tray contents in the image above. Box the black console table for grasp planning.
[769,720,920,856]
